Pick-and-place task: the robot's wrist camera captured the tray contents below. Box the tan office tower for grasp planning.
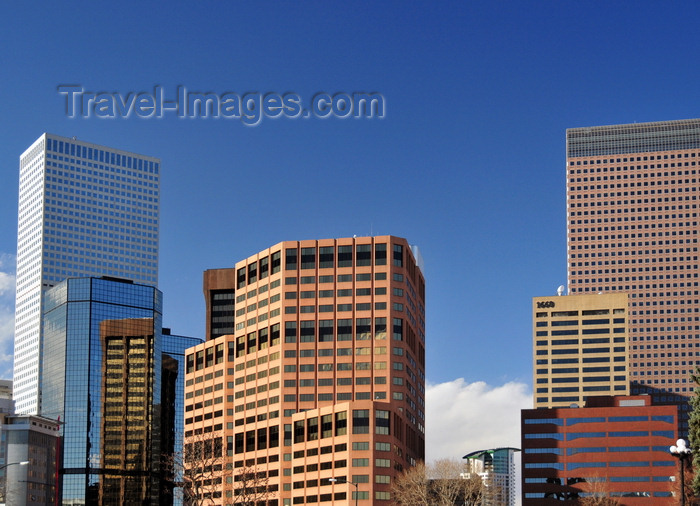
[532,293,629,409]
[185,236,426,505]
[567,119,700,432]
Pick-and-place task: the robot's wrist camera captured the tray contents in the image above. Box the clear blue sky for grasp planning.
[1,1,699,392]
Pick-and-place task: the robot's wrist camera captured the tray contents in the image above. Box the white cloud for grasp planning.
[425,379,532,506]
[0,254,15,379]
[0,272,13,297]
[426,378,532,460]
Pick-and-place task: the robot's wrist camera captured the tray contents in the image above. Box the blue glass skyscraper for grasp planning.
[14,133,160,415]
[162,329,203,504]
[42,276,164,504]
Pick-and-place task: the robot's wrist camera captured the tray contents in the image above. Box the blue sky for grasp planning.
[1,1,700,461]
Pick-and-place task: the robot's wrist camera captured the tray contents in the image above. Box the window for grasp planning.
[353,410,370,434]
[376,410,390,435]
[338,245,353,267]
[319,246,334,268]
[319,320,334,342]
[356,244,371,266]
[375,243,387,265]
[301,247,316,269]
[336,412,347,435]
[393,244,403,266]
[286,248,298,270]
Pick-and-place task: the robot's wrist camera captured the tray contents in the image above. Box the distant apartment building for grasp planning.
[14,133,160,414]
[185,236,426,505]
[567,119,700,431]
[463,447,519,506]
[0,413,59,506]
[521,395,677,504]
[532,293,629,408]
[41,277,171,504]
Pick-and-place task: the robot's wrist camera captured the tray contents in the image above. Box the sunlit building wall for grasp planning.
[185,236,426,505]
[567,119,700,432]
[14,133,160,415]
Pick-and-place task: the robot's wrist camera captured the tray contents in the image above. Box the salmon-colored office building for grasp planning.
[567,119,700,432]
[185,236,426,505]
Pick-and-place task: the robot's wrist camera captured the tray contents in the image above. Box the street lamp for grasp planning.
[329,477,359,506]
[670,439,692,506]
[0,461,29,471]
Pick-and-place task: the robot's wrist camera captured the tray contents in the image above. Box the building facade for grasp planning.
[162,329,204,505]
[521,396,678,504]
[0,414,59,506]
[532,293,629,408]
[185,236,426,505]
[41,276,168,505]
[14,133,160,414]
[203,268,236,340]
[567,119,700,431]
[463,447,519,506]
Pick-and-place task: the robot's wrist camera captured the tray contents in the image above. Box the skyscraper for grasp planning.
[14,133,160,414]
[42,276,167,504]
[185,236,425,504]
[567,118,700,431]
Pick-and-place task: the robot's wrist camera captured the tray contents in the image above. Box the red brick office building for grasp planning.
[521,396,678,504]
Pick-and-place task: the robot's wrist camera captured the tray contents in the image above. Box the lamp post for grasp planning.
[670,439,692,506]
[329,477,359,506]
[0,460,29,470]
[1,461,29,504]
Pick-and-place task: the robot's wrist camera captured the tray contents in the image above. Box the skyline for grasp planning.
[3,1,700,464]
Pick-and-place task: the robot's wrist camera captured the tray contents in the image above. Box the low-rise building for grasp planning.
[521,395,678,504]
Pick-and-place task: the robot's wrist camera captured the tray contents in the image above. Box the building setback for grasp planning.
[521,396,678,504]
[185,236,426,505]
[566,119,700,432]
[14,133,160,415]
[532,293,629,409]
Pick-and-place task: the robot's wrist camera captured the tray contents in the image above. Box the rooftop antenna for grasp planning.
[557,285,565,296]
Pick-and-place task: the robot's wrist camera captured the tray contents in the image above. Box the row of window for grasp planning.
[524,415,674,426]
[525,430,674,440]
[525,445,672,455]
[236,244,404,289]
[569,153,699,165]
[525,461,674,470]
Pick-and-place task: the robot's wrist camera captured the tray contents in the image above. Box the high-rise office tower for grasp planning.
[567,119,700,431]
[185,236,425,505]
[532,293,629,409]
[14,133,160,414]
[42,277,168,504]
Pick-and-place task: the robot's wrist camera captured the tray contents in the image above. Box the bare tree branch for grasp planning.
[393,459,484,506]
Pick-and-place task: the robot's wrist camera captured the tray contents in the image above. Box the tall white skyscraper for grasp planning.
[14,133,160,414]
